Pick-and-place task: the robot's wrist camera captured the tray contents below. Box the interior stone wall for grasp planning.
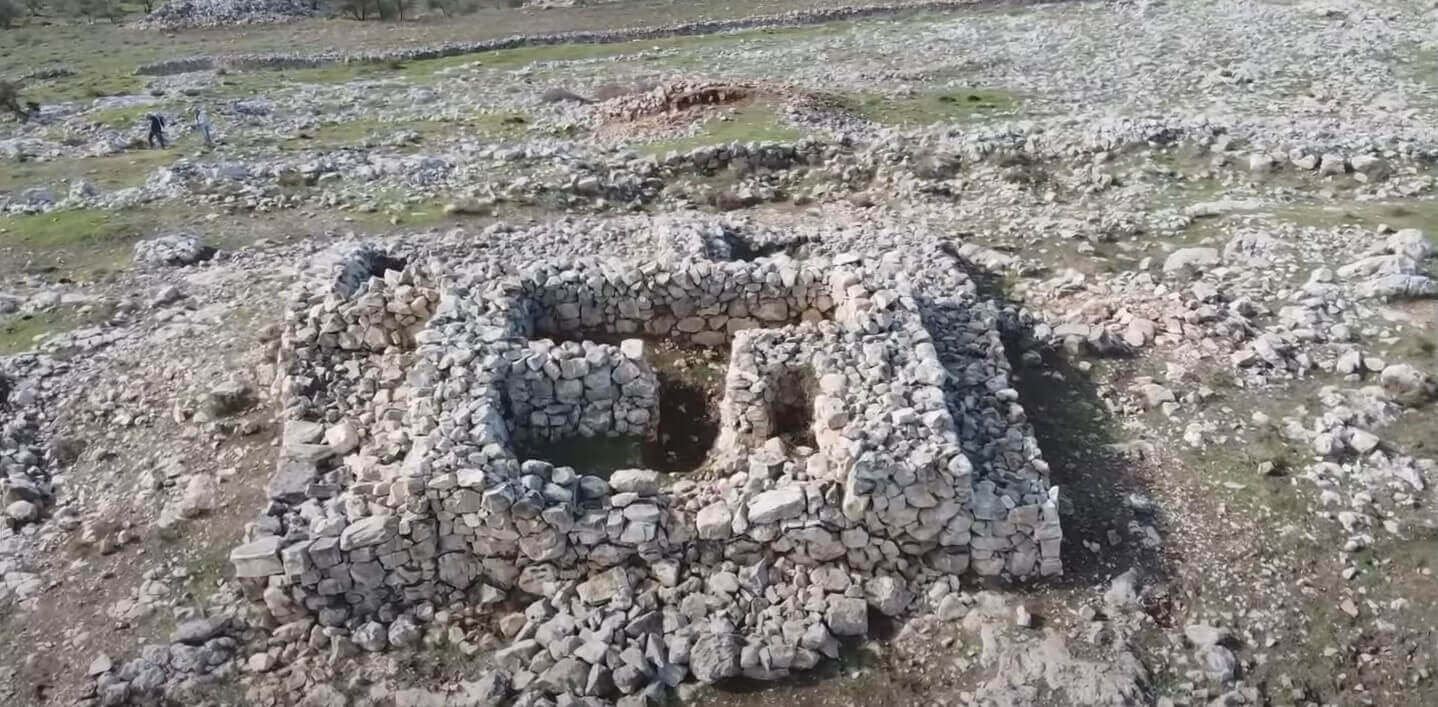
[502,339,659,443]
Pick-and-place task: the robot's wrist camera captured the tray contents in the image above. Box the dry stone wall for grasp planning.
[230,229,1063,700]
[523,257,837,348]
[505,338,659,444]
[134,0,1032,75]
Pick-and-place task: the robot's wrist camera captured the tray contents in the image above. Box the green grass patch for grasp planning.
[1274,199,1438,245]
[0,209,152,279]
[400,23,854,81]
[216,60,409,94]
[182,542,234,607]
[0,305,112,356]
[0,151,172,194]
[207,22,851,92]
[282,113,530,150]
[1390,327,1438,362]
[21,73,147,106]
[1395,45,1438,92]
[3,4,866,105]
[641,104,801,155]
[86,103,167,131]
[346,198,457,230]
[0,209,143,250]
[851,89,1017,127]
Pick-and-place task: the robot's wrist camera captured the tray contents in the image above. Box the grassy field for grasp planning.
[2,0,900,101]
[851,88,1018,125]
[0,302,113,355]
[0,208,155,280]
[642,103,801,154]
[0,151,173,193]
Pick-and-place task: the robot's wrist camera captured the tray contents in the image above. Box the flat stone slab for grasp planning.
[340,515,397,551]
[230,536,283,578]
[267,459,316,503]
[577,566,630,605]
[748,486,806,525]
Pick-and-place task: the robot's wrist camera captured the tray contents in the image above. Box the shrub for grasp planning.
[0,0,22,27]
[0,80,23,118]
[430,0,480,16]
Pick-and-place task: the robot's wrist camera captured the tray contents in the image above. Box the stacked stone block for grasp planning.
[504,339,659,443]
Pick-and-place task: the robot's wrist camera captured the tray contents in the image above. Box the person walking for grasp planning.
[194,107,213,147]
[147,114,167,149]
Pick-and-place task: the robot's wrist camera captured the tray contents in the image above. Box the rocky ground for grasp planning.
[3,0,1438,705]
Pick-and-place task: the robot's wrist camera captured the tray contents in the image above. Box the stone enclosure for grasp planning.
[230,224,1061,698]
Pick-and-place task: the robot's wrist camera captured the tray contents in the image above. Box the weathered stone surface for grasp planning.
[171,617,228,645]
[825,597,869,636]
[133,233,216,266]
[747,486,806,524]
[267,459,316,503]
[340,515,396,551]
[538,657,589,694]
[696,502,732,539]
[180,474,217,518]
[609,469,660,495]
[864,576,911,616]
[690,634,740,683]
[230,536,284,577]
[577,566,630,605]
[1162,247,1221,274]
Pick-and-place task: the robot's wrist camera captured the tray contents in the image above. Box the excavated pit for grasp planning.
[770,366,818,449]
[516,341,725,478]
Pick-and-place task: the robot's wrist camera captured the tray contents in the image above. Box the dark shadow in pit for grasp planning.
[771,367,817,449]
[515,436,646,478]
[333,248,408,298]
[652,367,720,472]
[516,340,725,478]
[935,242,1172,600]
[713,230,820,261]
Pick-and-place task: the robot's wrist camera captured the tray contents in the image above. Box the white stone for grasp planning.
[747,486,806,525]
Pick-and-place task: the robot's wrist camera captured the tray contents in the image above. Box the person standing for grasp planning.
[147,114,167,149]
[194,107,213,147]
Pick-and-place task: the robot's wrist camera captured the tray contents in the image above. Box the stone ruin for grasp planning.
[230,224,1062,699]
